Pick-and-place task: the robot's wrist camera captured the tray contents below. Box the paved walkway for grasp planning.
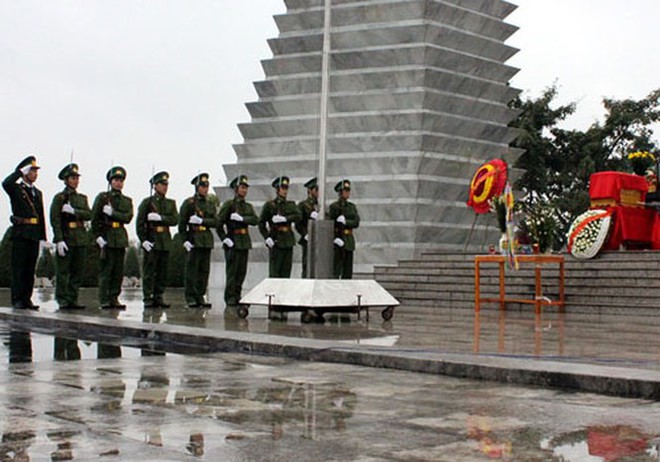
[1,288,659,399]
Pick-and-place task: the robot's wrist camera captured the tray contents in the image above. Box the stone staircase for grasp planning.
[369,251,660,313]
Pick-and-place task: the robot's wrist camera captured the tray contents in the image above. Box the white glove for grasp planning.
[103,204,113,216]
[20,164,32,175]
[336,215,346,225]
[147,212,162,222]
[265,237,275,248]
[333,237,345,247]
[188,215,203,225]
[142,241,154,252]
[56,241,68,257]
[230,212,243,222]
[310,211,319,220]
[304,234,309,242]
[222,237,234,248]
[183,241,194,252]
[272,214,286,224]
[96,236,107,248]
[61,203,75,215]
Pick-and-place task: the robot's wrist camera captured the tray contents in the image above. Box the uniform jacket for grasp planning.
[327,198,360,251]
[258,196,302,249]
[136,194,179,251]
[91,189,134,248]
[178,194,217,248]
[217,196,258,250]
[2,169,46,241]
[295,196,318,244]
[50,186,92,246]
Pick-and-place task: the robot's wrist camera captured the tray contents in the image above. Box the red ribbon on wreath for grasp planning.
[467,159,508,214]
[567,210,612,253]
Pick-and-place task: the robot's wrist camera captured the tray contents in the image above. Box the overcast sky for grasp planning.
[1,0,659,240]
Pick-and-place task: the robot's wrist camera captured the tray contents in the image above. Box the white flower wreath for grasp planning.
[567,209,612,259]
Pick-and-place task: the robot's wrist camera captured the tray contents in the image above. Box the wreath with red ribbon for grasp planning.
[467,159,508,214]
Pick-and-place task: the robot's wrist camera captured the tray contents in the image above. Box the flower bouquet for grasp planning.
[627,151,655,175]
[567,209,612,259]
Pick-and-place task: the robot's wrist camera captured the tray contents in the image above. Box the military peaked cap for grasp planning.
[17,155,40,171]
[272,176,290,189]
[334,179,351,192]
[150,171,169,185]
[106,166,127,182]
[229,175,249,189]
[58,163,80,180]
[304,177,318,189]
[191,173,210,187]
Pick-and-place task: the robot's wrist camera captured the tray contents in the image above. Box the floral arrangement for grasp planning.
[627,151,656,175]
[567,209,612,259]
[520,203,558,253]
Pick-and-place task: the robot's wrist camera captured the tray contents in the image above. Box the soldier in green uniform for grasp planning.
[179,173,217,308]
[295,177,319,278]
[136,171,179,309]
[50,163,92,309]
[217,175,258,307]
[91,166,134,309]
[258,176,302,278]
[2,156,46,310]
[327,179,360,279]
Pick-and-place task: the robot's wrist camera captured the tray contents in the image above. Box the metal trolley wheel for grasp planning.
[301,310,315,324]
[237,305,249,319]
[381,306,395,321]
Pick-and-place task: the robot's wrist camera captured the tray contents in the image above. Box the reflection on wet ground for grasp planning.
[0,340,658,461]
[7,287,659,371]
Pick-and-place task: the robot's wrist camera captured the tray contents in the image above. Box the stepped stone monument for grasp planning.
[221,0,522,273]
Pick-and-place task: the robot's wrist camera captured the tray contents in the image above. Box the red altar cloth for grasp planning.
[602,206,657,250]
[589,171,647,205]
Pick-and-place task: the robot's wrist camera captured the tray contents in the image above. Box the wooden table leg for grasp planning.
[534,263,542,314]
[474,260,481,312]
[559,259,565,312]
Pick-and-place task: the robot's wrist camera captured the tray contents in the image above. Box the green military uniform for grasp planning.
[179,173,217,307]
[217,175,258,306]
[2,156,46,310]
[136,171,179,308]
[91,166,134,308]
[295,177,319,278]
[258,176,302,278]
[327,179,360,279]
[50,163,92,309]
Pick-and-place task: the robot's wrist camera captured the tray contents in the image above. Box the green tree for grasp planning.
[35,247,55,279]
[0,229,12,287]
[510,86,660,248]
[124,243,141,278]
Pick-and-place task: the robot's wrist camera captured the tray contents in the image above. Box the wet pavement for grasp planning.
[0,288,659,460]
[1,338,660,461]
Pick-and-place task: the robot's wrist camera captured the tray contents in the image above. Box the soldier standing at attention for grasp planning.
[295,177,319,278]
[179,173,217,308]
[327,179,360,279]
[259,176,302,278]
[91,166,134,309]
[136,171,179,309]
[50,163,92,310]
[217,175,258,307]
[2,156,46,310]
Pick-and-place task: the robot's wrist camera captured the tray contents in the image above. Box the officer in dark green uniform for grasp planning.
[179,173,217,308]
[259,176,302,278]
[217,175,258,307]
[91,166,134,309]
[136,171,179,309]
[295,177,319,278]
[50,163,92,309]
[2,156,46,310]
[327,179,360,279]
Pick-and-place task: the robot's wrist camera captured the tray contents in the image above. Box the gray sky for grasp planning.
[1,0,658,240]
